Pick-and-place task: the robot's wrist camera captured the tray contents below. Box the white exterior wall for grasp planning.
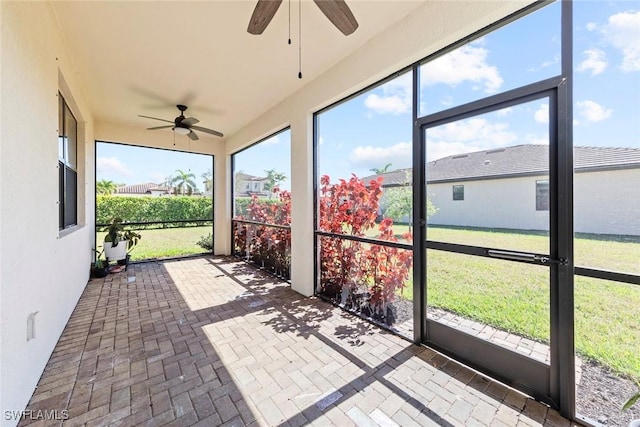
[225,1,532,296]
[1,2,94,424]
[574,169,640,236]
[428,169,640,236]
[428,176,550,231]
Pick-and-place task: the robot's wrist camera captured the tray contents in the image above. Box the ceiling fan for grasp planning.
[138,105,223,141]
[247,0,358,36]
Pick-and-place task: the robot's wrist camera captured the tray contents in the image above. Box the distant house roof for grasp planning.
[361,145,640,185]
[116,182,171,194]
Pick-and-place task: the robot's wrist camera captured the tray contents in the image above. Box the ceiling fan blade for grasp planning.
[313,0,358,35]
[182,117,199,126]
[138,114,174,124]
[188,130,199,141]
[247,0,283,35]
[192,125,224,138]
[147,125,173,130]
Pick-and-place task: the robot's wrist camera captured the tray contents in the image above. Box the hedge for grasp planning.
[234,197,283,217]
[97,195,212,226]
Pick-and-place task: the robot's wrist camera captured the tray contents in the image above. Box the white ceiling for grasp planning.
[51,0,425,140]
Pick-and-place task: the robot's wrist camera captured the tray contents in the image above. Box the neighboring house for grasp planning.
[115,182,171,197]
[362,145,640,236]
[235,172,269,197]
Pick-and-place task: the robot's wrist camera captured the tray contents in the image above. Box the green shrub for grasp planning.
[196,233,214,251]
[97,195,212,226]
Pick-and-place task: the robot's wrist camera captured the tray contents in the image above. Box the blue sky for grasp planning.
[97,1,638,188]
[96,142,213,191]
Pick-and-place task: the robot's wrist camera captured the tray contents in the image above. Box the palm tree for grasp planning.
[96,179,118,195]
[201,169,213,193]
[370,163,392,174]
[263,169,287,198]
[171,169,197,195]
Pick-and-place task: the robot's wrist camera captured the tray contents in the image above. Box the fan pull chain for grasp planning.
[298,0,302,79]
[288,0,291,45]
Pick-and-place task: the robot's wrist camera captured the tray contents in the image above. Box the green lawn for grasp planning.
[97,224,639,378]
[97,225,212,261]
[378,226,640,378]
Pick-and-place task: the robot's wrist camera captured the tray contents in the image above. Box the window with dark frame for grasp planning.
[58,92,78,230]
[453,185,464,201]
[536,180,549,211]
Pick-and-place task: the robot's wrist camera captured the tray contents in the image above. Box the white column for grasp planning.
[289,113,315,296]
[213,152,231,255]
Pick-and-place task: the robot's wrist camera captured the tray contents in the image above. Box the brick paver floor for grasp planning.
[20,256,582,427]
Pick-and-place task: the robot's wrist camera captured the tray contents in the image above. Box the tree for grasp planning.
[171,169,197,195]
[370,163,392,174]
[201,169,213,193]
[263,169,287,198]
[96,179,118,195]
[381,170,437,232]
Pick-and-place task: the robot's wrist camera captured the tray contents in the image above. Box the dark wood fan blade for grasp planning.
[313,0,358,35]
[188,130,199,141]
[138,114,174,124]
[182,117,199,126]
[192,126,224,138]
[247,0,283,35]
[147,125,173,130]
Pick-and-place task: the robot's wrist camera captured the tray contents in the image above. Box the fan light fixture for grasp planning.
[173,127,190,135]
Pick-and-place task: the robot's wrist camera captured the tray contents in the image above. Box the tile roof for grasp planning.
[361,145,640,185]
[116,182,171,194]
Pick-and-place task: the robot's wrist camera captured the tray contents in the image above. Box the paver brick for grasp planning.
[18,257,576,427]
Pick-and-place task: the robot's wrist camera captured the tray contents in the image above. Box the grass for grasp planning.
[97,225,212,261]
[97,223,639,378]
[366,223,639,274]
[382,225,640,378]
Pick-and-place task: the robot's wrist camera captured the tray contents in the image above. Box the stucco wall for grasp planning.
[1,2,94,425]
[225,0,533,296]
[428,176,550,231]
[575,169,640,236]
[428,169,640,236]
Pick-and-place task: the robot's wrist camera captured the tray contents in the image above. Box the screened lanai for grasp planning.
[1,1,638,426]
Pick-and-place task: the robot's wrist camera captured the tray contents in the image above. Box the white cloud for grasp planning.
[425,117,517,161]
[496,107,513,117]
[364,74,411,115]
[319,136,325,145]
[421,43,503,93]
[576,100,613,123]
[534,104,549,124]
[426,141,471,162]
[429,118,516,146]
[577,49,608,75]
[586,22,598,32]
[349,142,412,169]
[528,55,560,72]
[603,11,640,72]
[97,157,133,177]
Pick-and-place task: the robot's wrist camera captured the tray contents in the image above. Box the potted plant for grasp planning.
[91,249,109,278]
[104,217,128,262]
[120,229,141,269]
